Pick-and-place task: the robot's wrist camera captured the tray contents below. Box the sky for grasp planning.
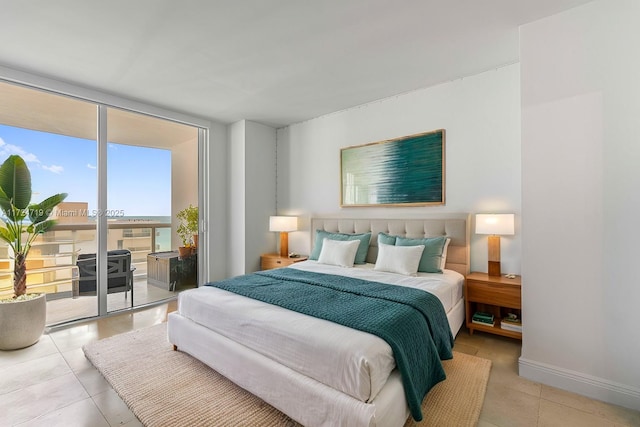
[0,124,171,217]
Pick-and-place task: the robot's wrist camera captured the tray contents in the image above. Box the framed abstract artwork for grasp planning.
[340,129,445,207]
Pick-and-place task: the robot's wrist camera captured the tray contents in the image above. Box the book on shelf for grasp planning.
[500,320,522,332]
[472,319,495,327]
[472,319,494,326]
[472,312,494,323]
[472,311,494,319]
[502,313,521,324]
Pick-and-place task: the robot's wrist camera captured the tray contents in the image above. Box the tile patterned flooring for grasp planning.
[1,301,638,426]
[45,278,185,326]
[454,333,640,427]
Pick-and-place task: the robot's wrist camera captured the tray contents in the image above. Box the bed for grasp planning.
[168,215,470,427]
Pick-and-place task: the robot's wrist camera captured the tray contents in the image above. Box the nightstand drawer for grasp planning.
[261,257,291,270]
[466,280,521,308]
[260,254,308,270]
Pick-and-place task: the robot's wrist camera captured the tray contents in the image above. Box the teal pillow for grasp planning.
[310,230,371,264]
[395,236,447,273]
[377,232,397,246]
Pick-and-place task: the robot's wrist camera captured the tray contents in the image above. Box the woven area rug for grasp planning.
[83,323,491,427]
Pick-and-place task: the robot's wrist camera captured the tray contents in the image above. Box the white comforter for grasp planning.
[177,261,463,403]
[290,261,463,313]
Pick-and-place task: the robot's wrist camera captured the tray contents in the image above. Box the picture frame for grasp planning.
[340,129,445,207]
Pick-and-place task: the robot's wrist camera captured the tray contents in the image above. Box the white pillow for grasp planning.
[440,237,451,270]
[317,238,360,267]
[374,243,425,276]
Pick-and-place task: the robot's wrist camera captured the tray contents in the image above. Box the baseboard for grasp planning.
[519,357,640,411]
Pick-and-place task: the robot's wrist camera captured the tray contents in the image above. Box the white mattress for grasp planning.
[177,261,463,405]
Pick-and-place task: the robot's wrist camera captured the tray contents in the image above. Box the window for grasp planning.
[0,80,202,324]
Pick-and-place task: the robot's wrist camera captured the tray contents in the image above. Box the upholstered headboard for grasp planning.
[310,215,470,276]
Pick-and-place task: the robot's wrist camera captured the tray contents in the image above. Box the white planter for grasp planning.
[0,293,47,350]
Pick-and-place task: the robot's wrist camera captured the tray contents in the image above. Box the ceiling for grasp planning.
[1,0,593,128]
[0,81,198,149]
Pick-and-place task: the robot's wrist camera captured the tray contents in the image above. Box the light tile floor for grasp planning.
[45,278,191,325]
[453,332,640,427]
[1,302,638,426]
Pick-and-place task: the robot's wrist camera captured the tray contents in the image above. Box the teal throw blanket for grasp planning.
[206,268,454,421]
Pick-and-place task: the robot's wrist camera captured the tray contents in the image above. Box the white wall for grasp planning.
[206,122,229,282]
[277,64,522,274]
[520,0,640,410]
[244,121,277,271]
[228,121,247,276]
[228,120,276,276]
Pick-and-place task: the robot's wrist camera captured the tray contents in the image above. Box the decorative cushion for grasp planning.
[440,237,451,270]
[310,230,372,264]
[374,243,424,276]
[395,236,448,273]
[377,231,397,246]
[317,238,360,267]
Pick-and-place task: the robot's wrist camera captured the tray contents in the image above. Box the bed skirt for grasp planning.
[167,298,464,427]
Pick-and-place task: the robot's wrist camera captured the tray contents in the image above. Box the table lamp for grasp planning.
[475,214,515,276]
[269,216,298,257]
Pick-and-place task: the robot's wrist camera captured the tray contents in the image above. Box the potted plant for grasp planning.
[0,155,67,350]
[176,204,198,258]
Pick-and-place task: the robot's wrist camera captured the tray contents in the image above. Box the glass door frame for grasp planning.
[97,106,108,315]
[0,68,211,321]
[95,106,208,317]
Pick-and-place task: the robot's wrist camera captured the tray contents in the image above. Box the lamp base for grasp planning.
[487,235,501,277]
[279,232,289,258]
[488,261,501,277]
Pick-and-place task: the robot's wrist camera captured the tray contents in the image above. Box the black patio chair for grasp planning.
[76,250,135,303]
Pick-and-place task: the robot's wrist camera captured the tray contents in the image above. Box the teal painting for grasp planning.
[341,130,445,206]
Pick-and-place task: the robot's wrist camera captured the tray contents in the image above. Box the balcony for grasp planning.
[0,220,197,326]
[0,80,200,326]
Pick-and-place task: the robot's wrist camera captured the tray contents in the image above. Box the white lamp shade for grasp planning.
[269,216,298,232]
[475,214,515,235]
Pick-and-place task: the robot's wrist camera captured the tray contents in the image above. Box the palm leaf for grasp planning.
[0,186,14,219]
[0,154,67,297]
[29,193,68,224]
[0,226,15,247]
[27,219,57,235]
[0,187,27,222]
[0,155,32,210]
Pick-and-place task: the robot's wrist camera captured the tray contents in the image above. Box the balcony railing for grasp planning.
[0,220,171,299]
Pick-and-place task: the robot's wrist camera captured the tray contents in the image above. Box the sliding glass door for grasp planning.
[106,107,199,313]
[0,81,99,322]
[0,80,202,324]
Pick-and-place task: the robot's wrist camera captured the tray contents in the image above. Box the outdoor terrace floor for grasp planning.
[45,277,192,326]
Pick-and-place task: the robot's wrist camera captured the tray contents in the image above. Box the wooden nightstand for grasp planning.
[465,272,522,340]
[260,254,308,270]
